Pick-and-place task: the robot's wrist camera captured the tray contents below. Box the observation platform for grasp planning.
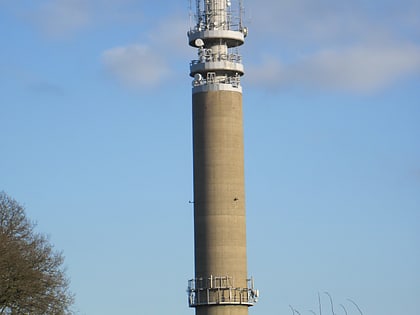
[188,29,245,48]
[190,60,244,77]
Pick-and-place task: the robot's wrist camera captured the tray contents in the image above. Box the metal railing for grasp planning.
[187,275,258,307]
[192,73,241,88]
[191,50,242,65]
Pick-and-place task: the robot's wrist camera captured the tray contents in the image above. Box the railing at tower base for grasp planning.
[187,275,259,307]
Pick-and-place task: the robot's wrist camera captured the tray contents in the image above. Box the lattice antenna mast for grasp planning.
[188,0,248,92]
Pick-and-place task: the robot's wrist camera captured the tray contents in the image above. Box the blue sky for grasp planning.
[1,0,419,314]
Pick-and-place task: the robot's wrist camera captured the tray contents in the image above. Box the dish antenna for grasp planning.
[195,38,204,48]
[194,73,203,82]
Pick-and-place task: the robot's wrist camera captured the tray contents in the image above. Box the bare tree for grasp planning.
[0,192,74,315]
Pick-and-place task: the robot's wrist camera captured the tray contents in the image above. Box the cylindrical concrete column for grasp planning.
[193,90,248,315]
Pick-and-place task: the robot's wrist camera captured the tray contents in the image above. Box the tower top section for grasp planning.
[188,0,248,48]
[188,0,248,93]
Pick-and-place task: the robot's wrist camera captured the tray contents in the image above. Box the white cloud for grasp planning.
[302,44,420,92]
[33,0,91,38]
[100,13,192,89]
[247,43,420,92]
[248,1,358,47]
[150,15,190,57]
[247,0,415,45]
[88,0,145,26]
[29,0,146,38]
[244,0,420,92]
[101,44,170,89]
[246,55,283,84]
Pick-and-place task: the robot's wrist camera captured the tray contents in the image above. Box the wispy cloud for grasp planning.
[248,0,414,45]
[247,43,420,92]
[101,44,170,89]
[100,14,189,89]
[28,0,145,38]
[32,0,91,38]
[150,15,190,57]
[245,0,420,92]
[1,64,65,97]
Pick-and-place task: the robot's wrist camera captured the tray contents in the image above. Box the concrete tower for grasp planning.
[187,1,258,315]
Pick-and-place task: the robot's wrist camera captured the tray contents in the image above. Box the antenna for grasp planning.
[187,0,248,91]
[194,38,204,47]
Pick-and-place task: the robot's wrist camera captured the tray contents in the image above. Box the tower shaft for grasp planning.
[193,91,248,315]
